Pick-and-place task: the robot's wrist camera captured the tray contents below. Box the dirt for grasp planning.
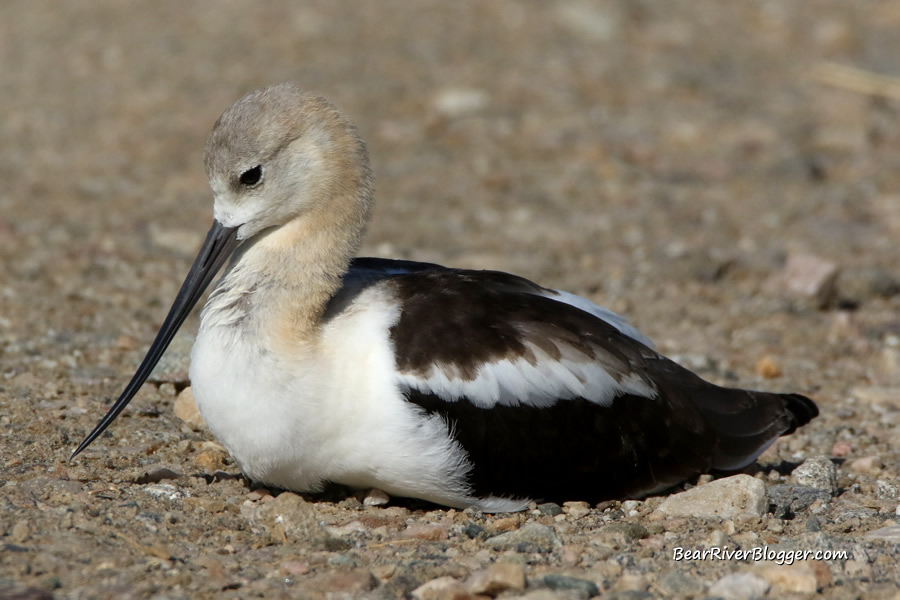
[2,1,900,598]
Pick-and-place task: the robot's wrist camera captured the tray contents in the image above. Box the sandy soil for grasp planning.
[2,1,900,598]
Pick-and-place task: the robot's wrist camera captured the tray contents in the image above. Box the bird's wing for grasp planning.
[330,260,815,503]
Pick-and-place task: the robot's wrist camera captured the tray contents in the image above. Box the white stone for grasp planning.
[655,475,768,520]
[708,573,770,600]
[792,456,837,493]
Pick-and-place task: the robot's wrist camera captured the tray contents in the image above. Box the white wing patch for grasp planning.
[537,289,655,349]
[395,339,657,409]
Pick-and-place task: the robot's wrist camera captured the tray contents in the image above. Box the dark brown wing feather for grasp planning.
[385,267,817,502]
[329,259,818,502]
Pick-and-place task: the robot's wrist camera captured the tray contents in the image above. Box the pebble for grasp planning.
[864,525,900,543]
[599,522,649,540]
[362,488,390,506]
[193,449,225,472]
[655,570,705,597]
[875,347,900,384]
[538,502,563,516]
[779,252,839,306]
[848,455,883,474]
[757,563,818,594]
[431,87,488,118]
[831,440,853,457]
[466,562,526,595]
[768,484,831,519]
[755,355,782,379]
[405,523,449,541]
[173,387,206,429]
[10,521,31,543]
[654,474,768,519]
[411,576,468,600]
[486,522,561,553]
[488,516,521,533]
[542,574,600,597]
[278,559,310,577]
[876,479,899,500]
[562,501,591,519]
[240,492,344,549]
[142,483,185,501]
[791,456,837,494]
[305,568,377,596]
[708,572,770,600]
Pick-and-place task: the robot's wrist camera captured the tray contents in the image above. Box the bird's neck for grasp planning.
[202,209,366,343]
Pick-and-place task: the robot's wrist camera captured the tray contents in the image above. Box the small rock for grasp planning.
[655,474,767,520]
[279,559,310,576]
[10,521,30,543]
[600,522,649,540]
[174,387,206,429]
[562,501,591,519]
[488,516,521,533]
[240,492,344,549]
[876,479,900,500]
[432,88,488,118]
[779,252,839,306]
[875,347,900,385]
[193,448,226,472]
[768,484,831,518]
[831,440,853,457]
[142,483,185,501]
[486,522,560,553]
[467,562,526,595]
[305,568,377,595]
[757,563,818,594]
[363,488,390,506]
[864,525,900,543]
[806,515,822,532]
[463,523,486,539]
[405,523,449,541]
[542,574,600,597]
[755,355,782,379]
[708,572,770,600]
[848,455,883,474]
[411,576,468,600]
[538,502,563,516]
[655,570,705,597]
[708,529,729,546]
[246,488,273,501]
[791,456,837,494]
[615,572,648,592]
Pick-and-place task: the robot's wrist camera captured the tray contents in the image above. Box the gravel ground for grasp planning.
[2,2,900,598]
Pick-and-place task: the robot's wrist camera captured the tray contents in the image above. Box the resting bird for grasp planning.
[74,83,818,512]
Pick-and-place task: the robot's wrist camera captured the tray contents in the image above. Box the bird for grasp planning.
[73,83,818,512]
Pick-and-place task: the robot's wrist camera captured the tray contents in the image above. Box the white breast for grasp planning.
[189,285,484,508]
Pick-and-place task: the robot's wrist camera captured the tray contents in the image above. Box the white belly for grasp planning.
[187,288,484,508]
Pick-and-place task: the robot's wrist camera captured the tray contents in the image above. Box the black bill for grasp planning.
[71,220,240,459]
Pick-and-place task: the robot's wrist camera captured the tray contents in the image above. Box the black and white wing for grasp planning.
[341,259,818,503]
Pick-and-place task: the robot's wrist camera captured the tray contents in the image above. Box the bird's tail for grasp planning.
[699,389,819,471]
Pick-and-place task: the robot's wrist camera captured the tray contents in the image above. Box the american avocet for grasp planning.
[74,83,818,512]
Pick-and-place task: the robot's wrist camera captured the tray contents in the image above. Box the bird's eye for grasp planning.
[239,165,263,187]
